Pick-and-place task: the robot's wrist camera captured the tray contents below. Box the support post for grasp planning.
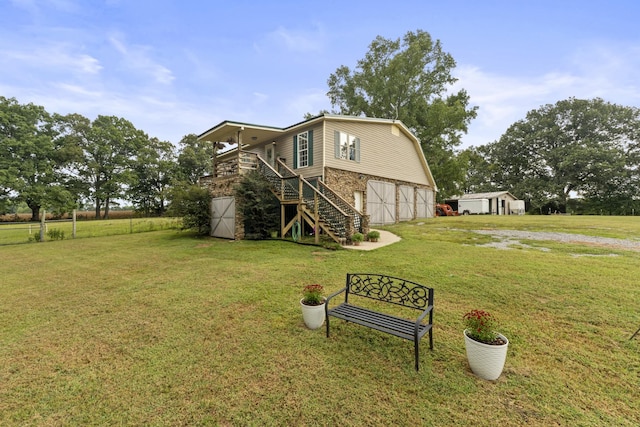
[236,128,243,174]
[212,142,218,178]
[281,204,285,238]
[72,209,77,239]
[314,192,319,244]
[39,210,46,242]
[299,176,304,239]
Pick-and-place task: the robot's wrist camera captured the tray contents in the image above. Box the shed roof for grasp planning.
[454,191,518,200]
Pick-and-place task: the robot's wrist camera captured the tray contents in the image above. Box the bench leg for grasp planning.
[326,315,330,338]
[414,339,419,371]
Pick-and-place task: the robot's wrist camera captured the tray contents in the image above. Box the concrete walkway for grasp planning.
[343,229,401,251]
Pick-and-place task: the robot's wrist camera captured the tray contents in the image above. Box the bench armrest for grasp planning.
[414,304,434,336]
[325,287,347,305]
[325,287,347,322]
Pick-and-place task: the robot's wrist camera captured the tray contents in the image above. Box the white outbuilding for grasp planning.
[447,191,523,215]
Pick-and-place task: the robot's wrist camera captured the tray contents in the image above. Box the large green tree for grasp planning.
[167,185,211,235]
[82,115,148,218]
[175,134,213,185]
[53,113,94,208]
[457,146,496,195]
[326,30,477,198]
[128,137,176,215]
[483,98,640,213]
[0,97,78,220]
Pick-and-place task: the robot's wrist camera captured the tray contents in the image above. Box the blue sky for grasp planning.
[2,0,639,148]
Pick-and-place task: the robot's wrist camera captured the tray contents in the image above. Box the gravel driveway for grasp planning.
[470,229,640,252]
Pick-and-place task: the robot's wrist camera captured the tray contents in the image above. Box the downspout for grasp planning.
[237,127,244,172]
[322,119,326,182]
[212,142,218,178]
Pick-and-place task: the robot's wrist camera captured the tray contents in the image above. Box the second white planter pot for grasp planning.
[464,329,509,380]
[300,299,326,329]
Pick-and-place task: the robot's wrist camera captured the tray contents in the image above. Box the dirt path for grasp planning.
[471,229,640,252]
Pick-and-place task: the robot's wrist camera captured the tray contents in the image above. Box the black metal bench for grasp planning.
[325,273,434,371]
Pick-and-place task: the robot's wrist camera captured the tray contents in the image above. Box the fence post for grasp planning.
[72,209,77,239]
[39,210,46,242]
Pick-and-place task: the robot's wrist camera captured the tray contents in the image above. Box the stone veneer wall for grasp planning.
[205,175,245,240]
[203,168,432,241]
[324,167,433,223]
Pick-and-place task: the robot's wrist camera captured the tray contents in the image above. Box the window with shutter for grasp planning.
[334,131,360,162]
[295,131,311,168]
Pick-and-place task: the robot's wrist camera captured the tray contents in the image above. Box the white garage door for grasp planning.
[399,185,415,221]
[416,189,435,218]
[211,196,235,239]
[367,180,396,225]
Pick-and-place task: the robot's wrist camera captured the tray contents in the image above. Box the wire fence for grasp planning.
[0,210,180,246]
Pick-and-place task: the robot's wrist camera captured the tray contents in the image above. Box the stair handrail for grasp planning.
[316,180,364,233]
[272,158,350,218]
[275,158,298,179]
[276,160,363,234]
[256,157,352,238]
[255,155,283,187]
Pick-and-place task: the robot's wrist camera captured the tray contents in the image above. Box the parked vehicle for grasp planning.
[510,200,525,215]
[458,199,490,215]
[436,203,458,216]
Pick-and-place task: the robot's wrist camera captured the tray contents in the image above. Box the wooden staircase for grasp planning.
[255,156,365,245]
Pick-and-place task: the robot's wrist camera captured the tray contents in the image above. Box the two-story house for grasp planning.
[198,114,437,244]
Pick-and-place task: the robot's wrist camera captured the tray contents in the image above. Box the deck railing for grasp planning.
[215,151,258,177]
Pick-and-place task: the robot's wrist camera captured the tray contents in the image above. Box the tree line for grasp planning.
[0,96,212,220]
[460,98,640,214]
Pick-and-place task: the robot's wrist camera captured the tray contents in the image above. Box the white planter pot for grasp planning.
[300,298,326,329]
[464,329,509,380]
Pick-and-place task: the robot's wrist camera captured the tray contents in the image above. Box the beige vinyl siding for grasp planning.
[284,124,324,178]
[245,146,262,156]
[245,124,323,177]
[324,120,430,186]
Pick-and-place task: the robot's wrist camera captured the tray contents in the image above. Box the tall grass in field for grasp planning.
[0,215,639,425]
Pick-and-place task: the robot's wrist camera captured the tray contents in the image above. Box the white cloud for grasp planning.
[256,24,326,54]
[108,33,175,85]
[252,92,269,105]
[53,82,102,97]
[18,85,209,143]
[453,41,640,147]
[1,44,102,75]
[282,88,330,120]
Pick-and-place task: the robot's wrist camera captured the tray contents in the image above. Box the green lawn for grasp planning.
[1,216,639,425]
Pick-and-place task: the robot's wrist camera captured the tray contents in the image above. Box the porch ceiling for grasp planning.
[198,121,284,148]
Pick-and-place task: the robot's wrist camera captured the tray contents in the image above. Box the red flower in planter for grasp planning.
[463,309,499,344]
[302,284,324,306]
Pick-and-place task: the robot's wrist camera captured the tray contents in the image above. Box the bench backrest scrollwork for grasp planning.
[346,273,433,311]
